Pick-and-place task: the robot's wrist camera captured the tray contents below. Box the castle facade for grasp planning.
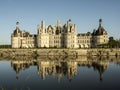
[11,19,108,48]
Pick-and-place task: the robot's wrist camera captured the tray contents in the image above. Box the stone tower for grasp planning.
[92,19,108,47]
[65,19,78,48]
[37,20,49,48]
[11,22,22,48]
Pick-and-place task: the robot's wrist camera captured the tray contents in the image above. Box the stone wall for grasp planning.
[0,48,120,59]
[87,49,120,56]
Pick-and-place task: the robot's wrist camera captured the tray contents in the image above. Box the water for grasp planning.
[0,56,120,90]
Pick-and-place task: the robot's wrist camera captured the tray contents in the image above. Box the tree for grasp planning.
[0,45,11,48]
[108,37,120,48]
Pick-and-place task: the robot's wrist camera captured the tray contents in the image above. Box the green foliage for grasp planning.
[108,37,120,48]
[95,36,120,48]
[0,45,11,48]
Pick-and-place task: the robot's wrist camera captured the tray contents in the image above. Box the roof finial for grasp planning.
[16,22,19,25]
[99,19,102,27]
[69,19,71,22]
[16,22,19,28]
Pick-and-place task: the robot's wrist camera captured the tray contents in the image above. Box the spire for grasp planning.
[41,20,45,33]
[37,24,41,34]
[99,19,102,27]
[16,22,19,28]
[68,19,71,22]
[57,19,61,27]
[16,22,19,33]
[67,19,72,33]
[16,22,19,29]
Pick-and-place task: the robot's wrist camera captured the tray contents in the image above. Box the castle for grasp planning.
[11,19,108,48]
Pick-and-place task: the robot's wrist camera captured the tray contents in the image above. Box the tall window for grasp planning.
[104,39,105,42]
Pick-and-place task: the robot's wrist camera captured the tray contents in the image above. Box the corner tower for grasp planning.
[11,22,22,48]
[92,19,108,47]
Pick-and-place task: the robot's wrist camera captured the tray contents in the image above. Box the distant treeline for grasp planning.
[108,37,120,48]
[0,45,11,48]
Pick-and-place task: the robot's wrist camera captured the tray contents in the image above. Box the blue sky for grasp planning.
[0,0,120,44]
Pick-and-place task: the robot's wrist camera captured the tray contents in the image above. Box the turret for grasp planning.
[41,20,45,33]
[98,19,103,34]
[16,22,19,33]
[99,19,102,27]
[37,24,41,34]
[57,19,61,27]
[67,19,72,32]
[74,24,76,33]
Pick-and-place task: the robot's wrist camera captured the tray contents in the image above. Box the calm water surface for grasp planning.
[0,56,120,90]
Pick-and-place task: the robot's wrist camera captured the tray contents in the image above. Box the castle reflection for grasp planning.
[11,56,120,81]
[37,59,77,81]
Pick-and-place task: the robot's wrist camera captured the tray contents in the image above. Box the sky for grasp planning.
[0,0,120,44]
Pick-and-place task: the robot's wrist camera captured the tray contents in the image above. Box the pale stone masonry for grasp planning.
[11,19,108,48]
